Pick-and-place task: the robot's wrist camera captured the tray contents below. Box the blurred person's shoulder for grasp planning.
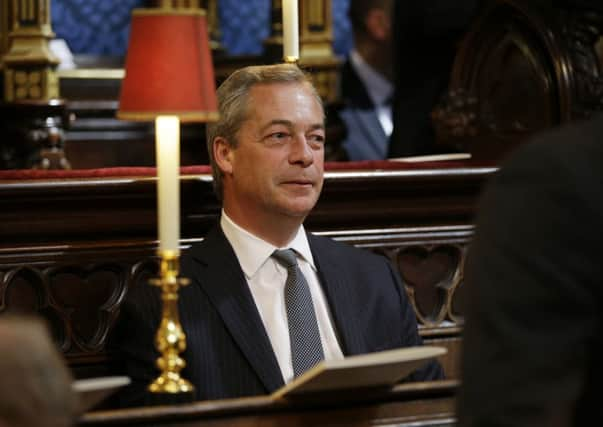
[496,115,603,183]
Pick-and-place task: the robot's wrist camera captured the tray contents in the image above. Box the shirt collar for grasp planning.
[350,49,394,107]
[220,210,316,279]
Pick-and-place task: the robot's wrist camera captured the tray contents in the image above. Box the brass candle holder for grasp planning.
[148,250,194,394]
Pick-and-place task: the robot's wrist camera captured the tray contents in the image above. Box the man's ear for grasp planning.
[213,136,234,175]
[365,8,391,42]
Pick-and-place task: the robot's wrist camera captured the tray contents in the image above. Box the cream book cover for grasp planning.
[73,376,131,412]
[390,153,471,162]
[271,346,446,399]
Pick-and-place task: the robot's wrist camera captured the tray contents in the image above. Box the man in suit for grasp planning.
[339,0,395,160]
[114,64,442,406]
[458,115,603,426]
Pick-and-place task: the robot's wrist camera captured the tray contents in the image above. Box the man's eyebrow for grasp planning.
[258,120,325,134]
[259,119,292,134]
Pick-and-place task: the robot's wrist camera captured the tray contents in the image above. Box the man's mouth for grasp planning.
[281,176,315,186]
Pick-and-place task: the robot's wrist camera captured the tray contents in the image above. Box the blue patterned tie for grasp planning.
[272,249,325,377]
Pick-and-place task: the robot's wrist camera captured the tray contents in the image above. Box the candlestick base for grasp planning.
[284,56,299,64]
[148,372,194,394]
[148,251,194,394]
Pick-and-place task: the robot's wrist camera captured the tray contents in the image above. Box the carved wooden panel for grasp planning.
[0,255,158,376]
[434,0,603,160]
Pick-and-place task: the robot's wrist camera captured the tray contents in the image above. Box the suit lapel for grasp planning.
[190,227,284,392]
[308,234,368,356]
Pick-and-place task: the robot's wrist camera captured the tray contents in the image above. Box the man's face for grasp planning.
[220,82,325,222]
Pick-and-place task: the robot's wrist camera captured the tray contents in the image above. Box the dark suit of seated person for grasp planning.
[113,64,443,406]
[339,0,395,161]
[458,114,603,426]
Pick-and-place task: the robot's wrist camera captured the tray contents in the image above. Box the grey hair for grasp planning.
[206,63,323,199]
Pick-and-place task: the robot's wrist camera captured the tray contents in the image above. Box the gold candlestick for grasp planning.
[148,251,194,393]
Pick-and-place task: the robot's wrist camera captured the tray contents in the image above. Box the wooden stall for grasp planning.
[0,160,496,386]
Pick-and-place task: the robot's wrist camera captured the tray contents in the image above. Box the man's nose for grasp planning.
[289,134,314,166]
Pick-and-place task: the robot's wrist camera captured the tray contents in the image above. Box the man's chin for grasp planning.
[275,200,317,219]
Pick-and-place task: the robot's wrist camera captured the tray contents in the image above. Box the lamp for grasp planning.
[118,7,218,394]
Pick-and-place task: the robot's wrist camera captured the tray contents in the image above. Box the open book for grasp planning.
[271,346,446,399]
[73,376,131,413]
[390,153,471,162]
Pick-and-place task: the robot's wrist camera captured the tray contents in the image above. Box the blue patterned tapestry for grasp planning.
[332,0,352,56]
[218,0,271,55]
[217,0,352,56]
[51,0,145,56]
[51,0,352,57]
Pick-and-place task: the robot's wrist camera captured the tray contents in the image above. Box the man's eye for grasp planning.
[308,134,325,144]
[269,132,289,140]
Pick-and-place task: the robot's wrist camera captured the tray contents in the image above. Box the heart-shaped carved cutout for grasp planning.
[47,264,124,351]
[397,245,461,322]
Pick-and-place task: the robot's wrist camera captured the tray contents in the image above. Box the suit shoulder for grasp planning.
[308,233,392,268]
[181,224,224,267]
[502,116,603,173]
[490,116,603,209]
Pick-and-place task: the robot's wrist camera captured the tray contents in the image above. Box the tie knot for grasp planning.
[272,249,298,269]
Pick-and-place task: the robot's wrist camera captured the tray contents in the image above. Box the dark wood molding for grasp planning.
[79,380,458,426]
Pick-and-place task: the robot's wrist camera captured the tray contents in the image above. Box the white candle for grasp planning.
[282,0,299,61]
[155,116,180,254]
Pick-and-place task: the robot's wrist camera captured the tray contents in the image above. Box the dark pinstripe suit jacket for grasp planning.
[113,225,442,406]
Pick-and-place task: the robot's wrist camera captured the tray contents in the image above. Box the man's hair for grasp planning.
[0,316,77,427]
[206,63,323,199]
[349,0,392,34]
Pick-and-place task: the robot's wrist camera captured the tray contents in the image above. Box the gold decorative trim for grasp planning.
[117,111,219,122]
[0,0,10,63]
[132,8,206,17]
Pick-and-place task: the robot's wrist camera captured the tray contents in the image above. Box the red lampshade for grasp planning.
[117,9,218,122]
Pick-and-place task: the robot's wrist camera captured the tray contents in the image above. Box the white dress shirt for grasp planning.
[350,49,394,137]
[220,211,344,383]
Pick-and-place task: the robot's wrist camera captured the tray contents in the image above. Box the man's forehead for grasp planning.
[244,82,324,120]
[249,81,313,97]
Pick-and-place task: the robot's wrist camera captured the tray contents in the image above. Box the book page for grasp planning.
[272,346,446,399]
